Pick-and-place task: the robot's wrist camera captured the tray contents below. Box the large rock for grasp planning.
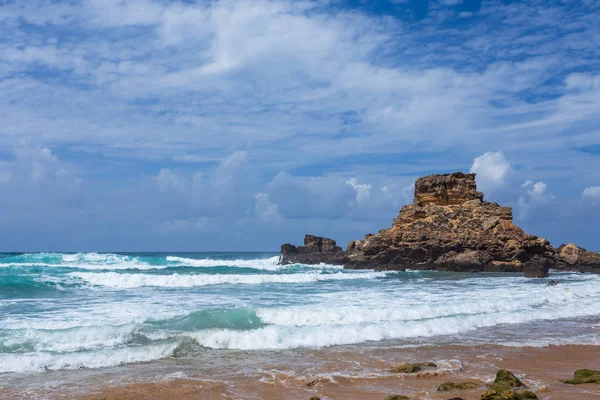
[279,172,599,274]
[555,243,600,272]
[523,262,549,278]
[344,173,555,271]
[279,235,344,265]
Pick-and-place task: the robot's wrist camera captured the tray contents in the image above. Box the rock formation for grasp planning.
[280,235,345,265]
[280,172,600,274]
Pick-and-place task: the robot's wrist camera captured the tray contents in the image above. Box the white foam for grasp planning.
[256,282,600,326]
[67,270,391,288]
[166,255,282,270]
[0,343,177,373]
[188,299,600,350]
[2,324,140,353]
[2,252,156,270]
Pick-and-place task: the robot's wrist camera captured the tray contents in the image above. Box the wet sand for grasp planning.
[6,344,595,400]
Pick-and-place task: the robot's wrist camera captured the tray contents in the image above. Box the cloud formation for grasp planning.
[0,0,599,250]
[470,151,512,193]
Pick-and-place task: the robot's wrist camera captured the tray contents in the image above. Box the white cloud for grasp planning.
[439,0,463,5]
[470,151,513,193]
[518,180,554,218]
[255,193,282,223]
[346,178,372,206]
[582,186,600,198]
[0,0,600,249]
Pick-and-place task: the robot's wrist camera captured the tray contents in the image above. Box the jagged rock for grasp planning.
[279,172,599,273]
[556,244,600,272]
[279,235,344,265]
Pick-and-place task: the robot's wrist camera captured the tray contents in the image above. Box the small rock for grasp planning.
[305,378,328,387]
[547,280,558,286]
[390,362,437,374]
[494,369,525,388]
[480,388,519,400]
[437,382,479,391]
[561,368,600,384]
[385,396,409,400]
[309,397,321,400]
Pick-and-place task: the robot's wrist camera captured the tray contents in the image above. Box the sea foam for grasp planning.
[67,270,392,288]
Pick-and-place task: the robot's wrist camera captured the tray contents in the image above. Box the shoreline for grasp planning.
[3,344,599,400]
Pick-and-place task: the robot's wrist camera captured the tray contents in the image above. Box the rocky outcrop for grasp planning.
[279,235,345,265]
[279,172,600,274]
[555,243,600,272]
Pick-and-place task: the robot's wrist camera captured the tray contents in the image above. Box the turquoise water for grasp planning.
[1,252,600,374]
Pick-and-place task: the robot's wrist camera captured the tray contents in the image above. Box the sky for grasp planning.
[0,0,599,252]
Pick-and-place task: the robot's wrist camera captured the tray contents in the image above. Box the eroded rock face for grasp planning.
[344,174,555,272]
[279,172,600,274]
[556,243,600,272]
[414,172,483,205]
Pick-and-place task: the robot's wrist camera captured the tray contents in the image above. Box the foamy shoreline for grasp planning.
[2,344,597,400]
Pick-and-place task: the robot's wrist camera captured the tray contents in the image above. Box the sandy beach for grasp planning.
[1,344,596,400]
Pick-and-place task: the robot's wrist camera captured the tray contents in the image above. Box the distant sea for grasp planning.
[1,252,600,376]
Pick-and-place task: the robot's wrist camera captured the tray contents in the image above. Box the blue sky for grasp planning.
[0,0,599,251]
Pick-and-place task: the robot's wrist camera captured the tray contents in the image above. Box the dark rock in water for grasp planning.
[447,398,465,400]
[523,262,549,278]
[281,243,298,256]
[390,362,436,374]
[308,397,321,400]
[437,382,479,391]
[384,396,409,400]
[279,235,344,265]
[279,172,600,274]
[481,388,537,400]
[494,369,525,388]
[547,280,559,286]
[481,369,532,400]
[561,368,600,384]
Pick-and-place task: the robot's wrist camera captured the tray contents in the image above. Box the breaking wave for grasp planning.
[67,270,392,288]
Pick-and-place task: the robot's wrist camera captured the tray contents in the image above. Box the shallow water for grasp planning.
[1,252,599,394]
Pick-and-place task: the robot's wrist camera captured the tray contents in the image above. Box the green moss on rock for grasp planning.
[574,369,600,379]
[390,362,437,374]
[561,368,600,384]
[480,388,519,400]
[437,382,480,391]
[518,391,538,399]
[494,369,524,388]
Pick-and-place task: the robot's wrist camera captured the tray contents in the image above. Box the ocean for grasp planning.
[1,252,600,397]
